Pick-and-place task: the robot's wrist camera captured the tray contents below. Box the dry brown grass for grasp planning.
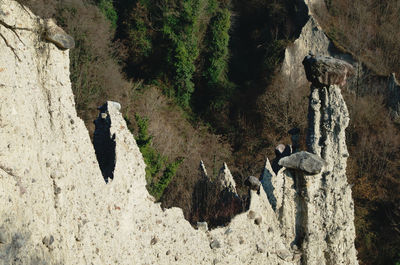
[343,92,400,264]
[313,0,400,77]
[126,86,234,217]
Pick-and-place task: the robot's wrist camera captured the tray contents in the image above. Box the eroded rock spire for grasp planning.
[300,55,358,265]
[217,162,237,194]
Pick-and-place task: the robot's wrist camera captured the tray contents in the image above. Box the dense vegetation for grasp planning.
[131,114,183,200]
[18,0,400,264]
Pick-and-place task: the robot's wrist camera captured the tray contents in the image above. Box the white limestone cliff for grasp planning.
[0,1,359,264]
[281,0,331,87]
[0,1,297,264]
[298,55,358,264]
[260,56,358,265]
[281,16,330,87]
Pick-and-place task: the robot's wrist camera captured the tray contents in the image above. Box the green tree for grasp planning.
[134,114,182,200]
[161,0,204,107]
[97,0,118,27]
[205,8,231,86]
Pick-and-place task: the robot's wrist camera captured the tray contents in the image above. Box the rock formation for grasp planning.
[281,0,334,87]
[278,151,327,175]
[261,159,299,248]
[282,0,397,121]
[0,1,358,264]
[280,0,355,90]
[261,55,358,265]
[191,162,243,228]
[281,15,331,86]
[300,55,358,264]
[217,163,237,194]
[246,176,261,192]
[44,18,75,50]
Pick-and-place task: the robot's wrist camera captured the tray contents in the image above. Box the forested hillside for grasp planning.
[18,0,400,264]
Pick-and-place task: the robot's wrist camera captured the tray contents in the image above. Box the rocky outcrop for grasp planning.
[261,55,358,265]
[280,0,356,90]
[0,1,358,264]
[261,160,299,248]
[0,1,298,264]
[282,0,398,116]
[278,151,326,175]
[246,176,261,192]
[199,160,208,179]
[44,18,75,50]
[281,16,331,86]
[302,55,354,87]
[217,162,237,194]
[300,55,358,264]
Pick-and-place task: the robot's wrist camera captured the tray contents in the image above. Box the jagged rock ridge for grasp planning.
[0,1,357,264]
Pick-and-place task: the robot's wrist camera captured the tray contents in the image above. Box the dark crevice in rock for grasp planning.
[293,172,304,248]
[93,103,116,183]
[0,18,31,62]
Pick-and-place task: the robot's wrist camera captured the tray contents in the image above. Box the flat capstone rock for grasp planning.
[278,151,327,174]
[44,19,75,50]
[302,55,354,87]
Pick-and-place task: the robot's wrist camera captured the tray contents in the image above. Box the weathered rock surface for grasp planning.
[0,2,295,264]
[281,15,331,86]
[281,0,357,90]
[260,159,280,210]
[301,55,358,265]
[199,160,208,179]
[217,163,237,194]
[278,151,327,174]
[44,18,75,49]
[0,1,358,264]
[246,176,261,191]
[302,55,354,87]
[261,160,299,247]
[261,55,358,265]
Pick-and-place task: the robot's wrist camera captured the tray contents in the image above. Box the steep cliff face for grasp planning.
[281,0,331,87]
[0,1,295,264]
[0,1,358,264]
[281,16,330,87]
